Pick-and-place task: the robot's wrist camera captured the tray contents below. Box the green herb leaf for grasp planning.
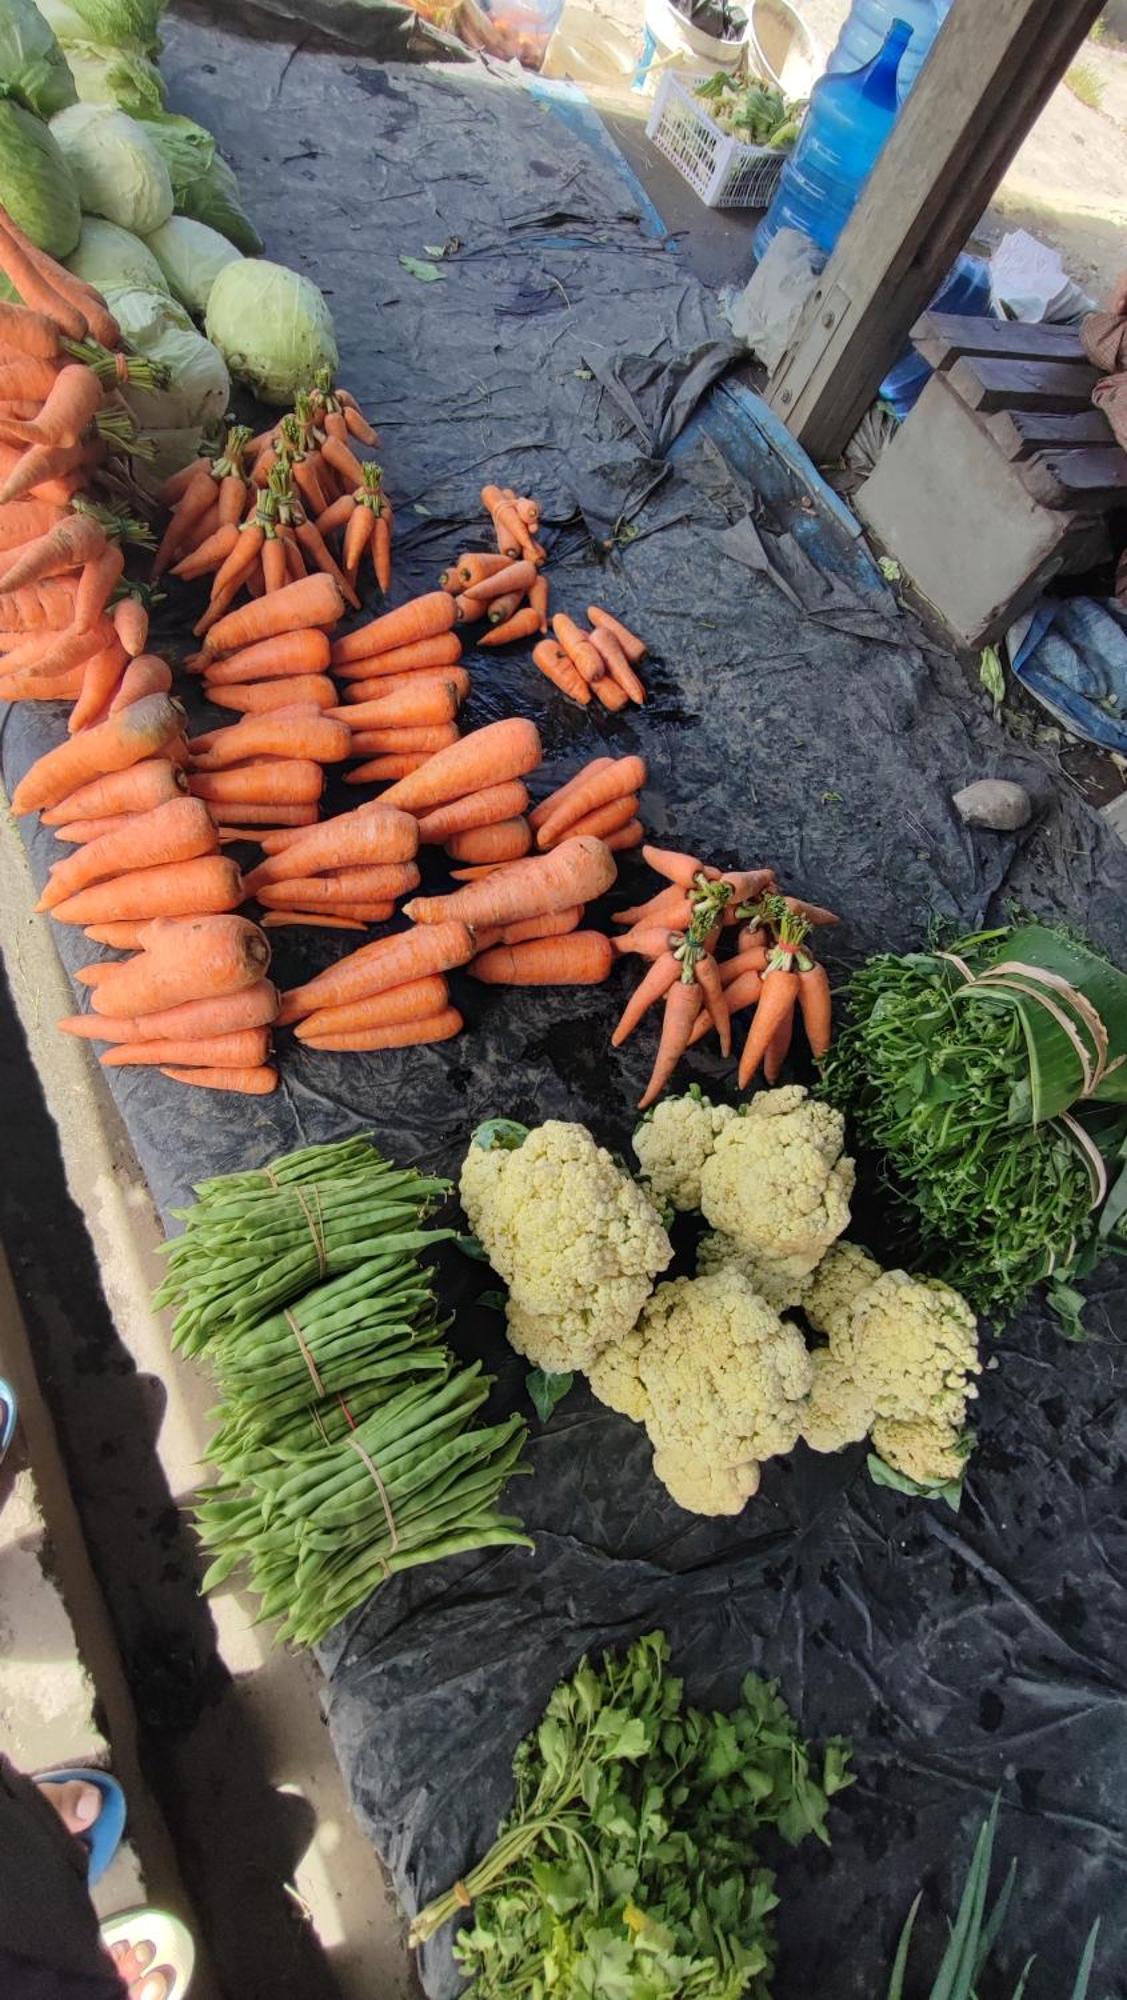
[980,645,1005,709]
[868,1452,964,1511]
[526,1368,575,1423]
[399,254,444,283]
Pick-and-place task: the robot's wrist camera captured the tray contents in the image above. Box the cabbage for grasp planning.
[206,259,337,407]
[36,0,165,57]
[0,0,76,120]
[0,98,81,256]
[63,41,165,117]
[137,113,263,256]
[66,213,170,296]
[144,214,241,317]
[50,102,172,234]
[110,284,229,431]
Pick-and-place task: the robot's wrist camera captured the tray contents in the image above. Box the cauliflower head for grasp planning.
[803,1242,882,1337]
[633,1268,815,1513]
[696,1228,815,1313]
[800,1347,875,1454]
[586,1321,651,1424]
[460,1120,673,1371]
[699,1086,854,1277]
[848,1272,980,1430]
[632,1090,738,1214]
[651,1444,761,1516]
[871,1415,969,1489]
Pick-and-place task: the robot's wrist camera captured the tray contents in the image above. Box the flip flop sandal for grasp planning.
[99,1908,195,2000]
[0,1378,16,1466]
[35,1766,126,1885]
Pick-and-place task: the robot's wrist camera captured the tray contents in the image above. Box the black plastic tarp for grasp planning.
[3,13,1127,1997]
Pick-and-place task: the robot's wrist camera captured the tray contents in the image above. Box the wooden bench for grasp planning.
[855,313,1126,646]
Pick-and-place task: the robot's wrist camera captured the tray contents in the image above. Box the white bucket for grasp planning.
[642,0,748,80]
[746,0,821,96]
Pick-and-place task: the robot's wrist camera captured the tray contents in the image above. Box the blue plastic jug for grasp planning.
[879,252,992,418]
[826,0,953,98]
[754,19,910,262]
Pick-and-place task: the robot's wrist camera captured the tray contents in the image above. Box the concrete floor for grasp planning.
[0,818,415,2000]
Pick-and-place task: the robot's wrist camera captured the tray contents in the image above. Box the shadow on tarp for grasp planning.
[3,10,1127,1997]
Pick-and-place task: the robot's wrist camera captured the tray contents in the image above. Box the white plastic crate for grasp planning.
[644,71,788,210]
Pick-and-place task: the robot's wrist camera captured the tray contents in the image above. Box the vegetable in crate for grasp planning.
[821,924,1127,1323]
[410,1628,852,2000]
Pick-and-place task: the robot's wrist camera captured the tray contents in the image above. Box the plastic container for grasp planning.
[826,0,952,98]
[754,18,909,261]
[634,0,748,91]
[645,71,789,209]
[746,0,821,97]
[879,251,992,418]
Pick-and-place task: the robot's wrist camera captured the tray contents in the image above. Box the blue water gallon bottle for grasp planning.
[826,0,953,98]
[754,18,910,262]
[879,251,992,418]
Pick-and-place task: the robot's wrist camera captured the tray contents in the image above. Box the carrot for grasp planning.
[300,1007,463,1054]
[535,755,646,851]
[261,912,367,932]
[42,759,186,825]
[446,817,532,865]
[201,630,332,686]
[67,642,126,733]
[88,915,269,1017]
[612,923,685,962]
[797,960,832,1058]
[0,512,105,591]
[442,552,511,591]
[11,692,184,814]
[13,363,102,447]
[344,755,432,784]
[201,574,345,657]
[209,802,320,828]
[738,968,799,1089]
[51,855,243,928]
[0,213,117,345]
[0,577,79,631]
[689,970,761,1044]
[720,947,769,986]
[207,674,338,715]
[72,545,124,640]
[372,512,392,593]
[330,593,457,666]
[293,975,450,1040]
[529,575,549,634]
[257,862,419,908]
[267,900,395,923]
[110,656,172,710]
[293,518,360,610]
[640,845,716,890]
[479,607,542,648]
[0,500,69,549]
[54,813,139,844]
[0,302,70,362]
[405,834,615,929]
[0,618,111,685]
[60,981,278,1044]
[343,503,373,581]
[611,952,679,1048]
[528,761,612,834]
[532,639,590,705]
[188,761,325,807]
[614,885,695,927]
[277,920,475,1023]
[592,676,628,712]
[102,1026,270,1070]
[349,724,460,758]
[0,225,88,337]
[453,592,487,625]
[473,907,583,952]
[763,1007,794,1085]
[551,614,604,686]
[188,711,350,770]
[151,471,216,577]
[377,717,542,816]
[470,932,612,986]
[39,797,218,912]
[463,559,537,606]
[539,793,639,850]
[171,522,240,581]
[343,666,472,706]
[160,1064,278,1093]
[605,819,644,852]
[637,980,702,1111]
[0,438,94,506]
[333,632,463,681]
[693,953,731,1056]
[112,597,150,660]
[81,921,157,947]
[783,896,840,928]
[0,354,59,404]
[589,624,645,704]
[588,606,646,663]
[75,962,115,987]
[0,662,85,701]
[416,782,530,844]
[332,681,461,730]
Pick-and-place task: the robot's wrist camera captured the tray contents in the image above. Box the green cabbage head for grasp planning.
[206,258,338,407]
[138,113,262,256]
[63,41,166,117]
[144,214,241,317]
[0,97,81,256]
[36,0,165,58]
[66,213,170,296]
[0,0,77,119]
[50,101,173,234]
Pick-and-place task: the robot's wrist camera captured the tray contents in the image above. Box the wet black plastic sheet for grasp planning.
[2,14,1127,1996]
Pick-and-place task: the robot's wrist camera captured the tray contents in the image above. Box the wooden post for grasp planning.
[765,0,1106,463]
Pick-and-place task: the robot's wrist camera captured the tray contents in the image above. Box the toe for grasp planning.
[37,1778,101,1837]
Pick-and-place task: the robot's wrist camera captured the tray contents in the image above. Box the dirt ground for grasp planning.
[796,2,1127,302]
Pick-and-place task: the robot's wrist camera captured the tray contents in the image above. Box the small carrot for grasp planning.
[299,1007,463,1054]
[201,574,345,657]
[112,596,150,660]
[0,217,89,337]
[0,510,105,590]
[528,760,613,833]
[473,907,583,951]
[613,886,696,928]
[592,675,628,712]
[294,517,361,611]
[440,552,509,592]
[171,522,240,581]
[539,793,639,849]
[446,817,532,865]
[343,666,471,706]
[797,959,832,1058]
[738,967,799,1089]
[343,503,373,582]
[536,756,646,850]
[588,605,646,663]
[247,811,418,882]
[551,614,604,685]
[331,681,462,730]
[349,724,460,757]
[416,780,530,844]
[110,656,173,710]
[532,639,590,705]
[277,920,475,1021]
[53,812,139,844]
[11,692,184,814]
[463,558,537,606]
[159,1064,278,1093]
[209,802,321,828]
[404,834,615,929]
[377,717,542,815]
[207,674,338,715]
[344,755,432,784]
[640,845,717,890]
[613,923,685,961]
[270,901,395,923]
[90,916,271,1017]
[320,433,365,489]
[59,981,278,1044]
[693,953,730,1056]
[763,1007,794,1085]
[257,862,419,908]
[293,975,450,1040]
[470,933,613,986]
[720,946,769,985]
[41,758,186,825]
[589,624,645,704]
[261,911,367,932]
[688,969,761,1044]
[102,1026,270,1069]
[637,979,702,1111]
[202,629,332,686]
[188,761,325,807]
[330,593,457,666]
[611,951,679,1047]
[479,606,541,648]
[51,855,243,928]
[529,574,549,634]
[784,895,840,928]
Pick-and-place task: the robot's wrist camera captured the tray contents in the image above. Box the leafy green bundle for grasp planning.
[410,1630,851,1998]
[822,925,1127,1324]
[156,1136,531,1646]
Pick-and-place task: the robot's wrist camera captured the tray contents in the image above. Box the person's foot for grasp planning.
[106,1933,172,2000]
[36,1775,101,1837]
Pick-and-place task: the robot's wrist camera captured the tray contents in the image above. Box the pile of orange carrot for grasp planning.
[533,605,647,710]
[278,919,475,1051]
[434,486,548,650]
[185,694,350,852]
[242,803,420,934]
[610,846,839,1107]
[331,591,467,786]
[60,913,279,1094]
